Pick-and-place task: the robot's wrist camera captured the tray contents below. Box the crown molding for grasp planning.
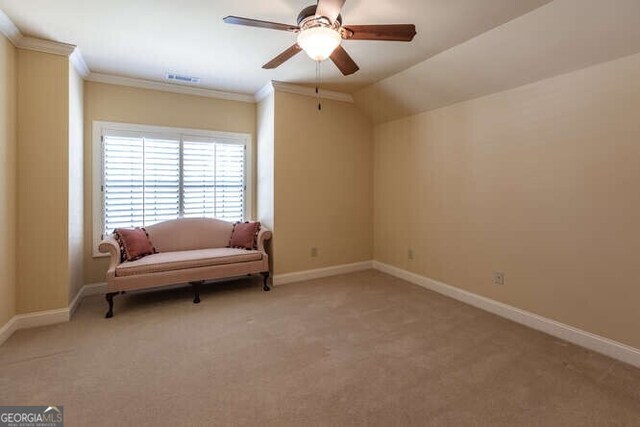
[0,9,90,78]
[274,81,354,103]
[0,9,21,45]
[3,9,353,105]
[86,72,256,103]
[255,81,354,103]
[17,36,90,78]
[18,35,76,56]
[254,82,275,103]
[69,48,90,77]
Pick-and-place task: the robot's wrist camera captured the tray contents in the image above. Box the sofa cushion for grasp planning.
[145,218,234,252]
[114,227,156,262]
[115,248,263,277]
[228,221,261,250]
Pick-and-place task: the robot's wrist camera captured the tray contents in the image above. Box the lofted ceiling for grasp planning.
[0,0,552,95]
[354,0,640,123]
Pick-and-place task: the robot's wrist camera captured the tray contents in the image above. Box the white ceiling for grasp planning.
[354,0,640,123]
[0,0,552,95]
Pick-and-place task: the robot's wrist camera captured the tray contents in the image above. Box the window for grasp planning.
[93,122,251,255]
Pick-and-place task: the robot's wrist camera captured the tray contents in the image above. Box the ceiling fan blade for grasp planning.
[330,45,359,76]
[263,44,303,69]
[343,24,416,41]
[316,0,346,23]
[223,16,299,32]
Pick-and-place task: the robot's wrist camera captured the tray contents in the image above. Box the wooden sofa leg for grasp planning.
[261,272,271,292]
[105,292,118,318]
[191,281,203,304]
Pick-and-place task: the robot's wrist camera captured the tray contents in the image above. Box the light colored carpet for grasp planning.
[1,270,639,426]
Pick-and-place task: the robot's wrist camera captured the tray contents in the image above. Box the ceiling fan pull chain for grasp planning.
[316,60,322,112]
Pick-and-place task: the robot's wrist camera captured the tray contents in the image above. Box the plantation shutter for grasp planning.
[142,137,181,225]
[103,135,180,234]
[101,128,247,238]
[183,139,245,222]
[103,135,144,233]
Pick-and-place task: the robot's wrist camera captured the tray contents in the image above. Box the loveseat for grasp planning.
[98,218,272,318]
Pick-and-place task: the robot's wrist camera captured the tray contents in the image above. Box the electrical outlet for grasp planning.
[310,247,318,258]
[493,272,505,285]
[408,249,414,260]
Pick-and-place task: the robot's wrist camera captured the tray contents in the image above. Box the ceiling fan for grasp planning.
[223,0,417,76]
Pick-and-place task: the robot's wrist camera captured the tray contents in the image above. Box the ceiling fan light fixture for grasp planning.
[224,0,416,75]
[297,26,342,61]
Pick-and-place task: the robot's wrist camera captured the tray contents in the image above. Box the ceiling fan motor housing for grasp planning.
[297,5,343,27]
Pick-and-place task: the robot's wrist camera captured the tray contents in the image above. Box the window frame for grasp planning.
[92,121,252,257]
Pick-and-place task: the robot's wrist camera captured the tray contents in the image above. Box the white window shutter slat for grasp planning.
[103,136,144,233]
[183,141,245,222]
[142,138,180,226]
[103,131,246,235]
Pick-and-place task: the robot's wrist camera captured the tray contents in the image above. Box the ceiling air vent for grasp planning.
[166,73,201,84]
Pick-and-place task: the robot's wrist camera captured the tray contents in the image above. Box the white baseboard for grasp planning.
[373,261,640,368]
[6,264,639,369]
[14,308,70,329]
[0,263,371,345]
[0,282,107,347]
[2,264,373,346]
[83,282,107,296]
[0,308,70,347]
[273,261,373,286]
[69,282,106,317]
[0,316,18,347]
[1,262,376,345]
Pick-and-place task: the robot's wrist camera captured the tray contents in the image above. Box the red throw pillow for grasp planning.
[228,221,261,250]
[114,227,156,262]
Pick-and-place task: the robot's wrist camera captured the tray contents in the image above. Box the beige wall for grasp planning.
[83,82,256,283]
[0,35,17,325]
[373,52,640,349]
[17,50,70,313]
[273,92,373,274]
[83,83,371,280]
[68,64,84,302]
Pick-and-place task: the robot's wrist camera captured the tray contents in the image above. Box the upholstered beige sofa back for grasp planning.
[145,218,234,252]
